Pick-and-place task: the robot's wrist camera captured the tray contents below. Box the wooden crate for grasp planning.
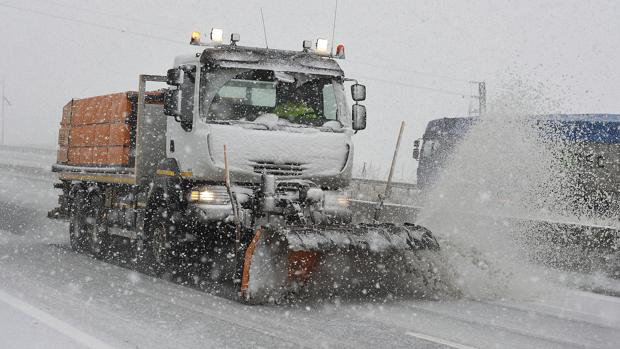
[58,92,134,167]
[57,146,68,163]
[70,92,132,126]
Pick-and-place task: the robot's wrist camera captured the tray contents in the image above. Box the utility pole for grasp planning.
[374,121,406,220]
[0,79,11,145]
[1,79,5,145]
[478,81,486,116]
[468,81,486,117]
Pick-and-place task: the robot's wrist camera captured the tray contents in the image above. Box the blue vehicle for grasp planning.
[413,114,620,216]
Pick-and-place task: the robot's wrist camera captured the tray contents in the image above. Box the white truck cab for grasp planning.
[164,41,366,189]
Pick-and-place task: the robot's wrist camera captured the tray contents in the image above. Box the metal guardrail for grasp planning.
[0,144,56,156]
[351,177,418,190]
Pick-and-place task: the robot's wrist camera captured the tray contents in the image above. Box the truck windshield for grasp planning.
[201,69,345,127]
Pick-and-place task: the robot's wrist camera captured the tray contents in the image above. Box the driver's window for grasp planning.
[322,84,337,120]
[208,71,277,120]
[422,140,437,158]
[251,85,276,106]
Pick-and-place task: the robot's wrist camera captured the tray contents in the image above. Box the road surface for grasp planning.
[0,148,619,348]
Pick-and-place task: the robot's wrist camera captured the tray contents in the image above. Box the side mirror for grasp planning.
[164,66,195,132]
[413,139,420,160]
[167,68,183,86]
[351,84,366,101]
[352,104,366,130]
[163,88,181,117]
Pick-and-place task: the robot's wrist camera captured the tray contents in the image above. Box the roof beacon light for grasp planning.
[335,44,346,59]
[230,33,240,45]
[302,40,312,52]
[316,38,329,54]
[190,31,201,45]
[210,28,224,43]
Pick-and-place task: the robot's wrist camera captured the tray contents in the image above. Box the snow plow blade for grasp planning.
[240,223,440,303]
[283,223,439,252]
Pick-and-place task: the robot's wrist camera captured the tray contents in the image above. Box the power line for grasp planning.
[0,2,186,46]
[27,0,188,34]
[1,2,484,90]
[346,59,476,83]
[354,75,477,98]
[0,2,482,100]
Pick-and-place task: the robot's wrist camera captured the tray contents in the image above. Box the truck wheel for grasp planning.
[146,207,176,277]
[69,195,88,252]
[83,194,110,258]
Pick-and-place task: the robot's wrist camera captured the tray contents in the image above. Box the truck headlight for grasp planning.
[336,196,350,207]
[324,191,351,208]
[189,186,230,205]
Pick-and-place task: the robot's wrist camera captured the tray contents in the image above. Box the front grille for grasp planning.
[251,160,305,177]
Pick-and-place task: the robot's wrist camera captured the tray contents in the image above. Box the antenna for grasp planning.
[260,8,269,49]
[330,0,338,56]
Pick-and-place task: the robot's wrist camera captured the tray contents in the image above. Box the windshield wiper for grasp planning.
[207,118,341,132]
[238,120,270,130]
[207,119,270,130]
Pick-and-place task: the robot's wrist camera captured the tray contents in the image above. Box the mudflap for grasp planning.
[240,223,441,304]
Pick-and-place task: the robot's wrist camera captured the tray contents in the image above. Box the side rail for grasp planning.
[351,177,417,190]
[134,74,167,184]
[350,177,421,206]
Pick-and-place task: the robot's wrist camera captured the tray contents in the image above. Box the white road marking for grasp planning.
[574,289,620,304]
[0,289,116,349]
[405,331,479,349]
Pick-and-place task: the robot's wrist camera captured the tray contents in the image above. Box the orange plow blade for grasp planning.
[240,224,441,304]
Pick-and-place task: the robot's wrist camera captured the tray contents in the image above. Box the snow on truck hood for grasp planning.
[205,123,351,178]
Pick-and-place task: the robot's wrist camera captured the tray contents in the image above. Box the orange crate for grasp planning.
[92,147,109,165]
[110,94,132,123]
[109,123,130,146]
[70,100,84,125]
[58,127,70,146]
[59,91,136,167]
[71,92,132,126]
[70,126,95,147]
[108,146,130,165]
[94,124,110,145]
[61,101,73,126]
[68,147,93,165]
[57,146,68,163]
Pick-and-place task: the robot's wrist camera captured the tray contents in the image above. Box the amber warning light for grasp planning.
[190,31,201,45]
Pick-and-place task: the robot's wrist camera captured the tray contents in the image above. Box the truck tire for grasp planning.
[69,193,88,252]
[141,206,177,277]
[83,194,110,259]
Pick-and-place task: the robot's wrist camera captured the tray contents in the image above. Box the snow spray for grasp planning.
[415,80,580,300]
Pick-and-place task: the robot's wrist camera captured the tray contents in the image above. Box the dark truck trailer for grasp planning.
[414,114,620,215]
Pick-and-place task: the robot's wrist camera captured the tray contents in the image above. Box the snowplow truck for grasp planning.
[50,34,439,303]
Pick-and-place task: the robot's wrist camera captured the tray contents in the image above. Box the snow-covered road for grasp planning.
[0,152,619,348]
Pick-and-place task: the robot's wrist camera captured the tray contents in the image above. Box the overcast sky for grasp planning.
[1,0,618,180]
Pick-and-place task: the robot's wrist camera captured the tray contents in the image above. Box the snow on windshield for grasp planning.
[205,69,341,127]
